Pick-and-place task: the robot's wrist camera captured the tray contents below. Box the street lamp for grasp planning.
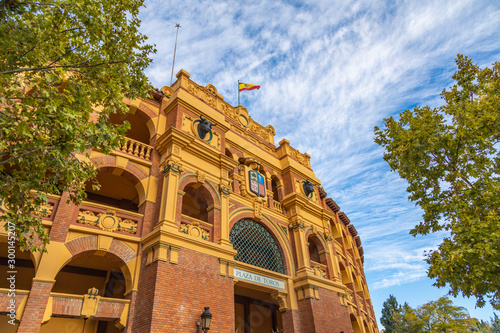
[200,306,212,332]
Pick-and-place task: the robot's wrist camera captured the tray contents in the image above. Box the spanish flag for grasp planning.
[239,82,260,91]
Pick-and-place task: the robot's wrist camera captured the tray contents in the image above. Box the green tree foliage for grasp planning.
[471,319,494,333]
[0,0,155,251]
[492,313,500,333]
[374,55,500,309]
[382,294,400,333]
[391,297,475,332]
[393,302,423,333]
[417,297,475,332]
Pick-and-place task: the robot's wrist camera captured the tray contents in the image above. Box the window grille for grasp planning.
[229,219,285,274]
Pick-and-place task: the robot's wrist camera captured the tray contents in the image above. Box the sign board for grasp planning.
[234,268,286,290]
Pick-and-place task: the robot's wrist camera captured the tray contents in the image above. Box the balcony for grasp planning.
[273,201,286,215]
[180,214,212,241]
[75,201,143,236]
[0,288,29,319]
[47,288,129,327]
[118,137,153,161]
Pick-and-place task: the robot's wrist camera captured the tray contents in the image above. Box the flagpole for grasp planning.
[238,80,240,106]
[170,23,181,86]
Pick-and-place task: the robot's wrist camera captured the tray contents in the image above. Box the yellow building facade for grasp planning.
[0,70,379,333]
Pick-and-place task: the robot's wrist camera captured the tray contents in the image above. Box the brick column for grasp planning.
[48,192,78,242]
[17,280,54,333]
[281,309,302,333]
[124,290,137,333]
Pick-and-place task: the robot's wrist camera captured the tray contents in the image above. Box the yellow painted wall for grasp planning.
[52,271,106,295]
[40,317,96,333]
[0,315,19,333]
[0,264,34,290]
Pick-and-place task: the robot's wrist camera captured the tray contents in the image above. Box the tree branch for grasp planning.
[5,45,38,72]
[47,41,92,67]
[0,60,130,76]
[0,147,59,165]
[430,152,476,191]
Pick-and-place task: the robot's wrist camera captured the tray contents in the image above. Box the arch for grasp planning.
[270,175,281,202]
[352,272,363,292]
[363,319,371,333]
[350,314,363,333]
[178,174,220,207]
[338,261,350,285]
[225,148,237,161]
[52,251,128,299]
[230,219,285,274]
[86,159,148,208]
[124,99,160,141]
[63,236,135,293]
[308,237,321,263]
[229,210,294,276]
[90,156,148,182]
[181,183,213,222]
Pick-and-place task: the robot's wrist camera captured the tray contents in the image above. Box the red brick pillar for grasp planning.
[17,280,54,333]
[281,309,302,333]
[48,192,77,242]
[124,290,137,333]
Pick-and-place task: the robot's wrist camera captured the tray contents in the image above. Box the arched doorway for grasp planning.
[234,285,283,333]
[230,219,286,332]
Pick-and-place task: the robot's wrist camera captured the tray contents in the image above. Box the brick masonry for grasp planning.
[132,248,234,333]
[17,281,54,333]
[297,288,352,333]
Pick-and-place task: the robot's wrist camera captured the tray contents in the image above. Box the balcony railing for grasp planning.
[119,137,153,160]
[273,201,286,215]
[310,260,327,279]
[0,288,29,317]
[180,214,212,241]
[76,201,143,235]
[50,289,129,325]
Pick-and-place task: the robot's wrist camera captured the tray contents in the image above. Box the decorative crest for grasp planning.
[248,168,266,198]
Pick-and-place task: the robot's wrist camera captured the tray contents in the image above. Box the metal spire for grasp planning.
[170,23,181,86]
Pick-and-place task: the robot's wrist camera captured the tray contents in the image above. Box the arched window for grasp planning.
[230,219,285,274]
[108,112,150,144]
[85,170,139,212]
[271,177,280,201]
[308,237,321,263]
[181,184,209,222]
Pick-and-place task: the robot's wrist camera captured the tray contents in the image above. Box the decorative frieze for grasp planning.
[312,264,327,279]
[77,209,138,234]
[180,221,209,241]
[0,199,53,218]
[39,202,54,218]
[289,147,311,168]
[161,159,183,175]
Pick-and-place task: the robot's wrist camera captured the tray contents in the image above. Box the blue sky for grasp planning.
[139,0,500,328]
